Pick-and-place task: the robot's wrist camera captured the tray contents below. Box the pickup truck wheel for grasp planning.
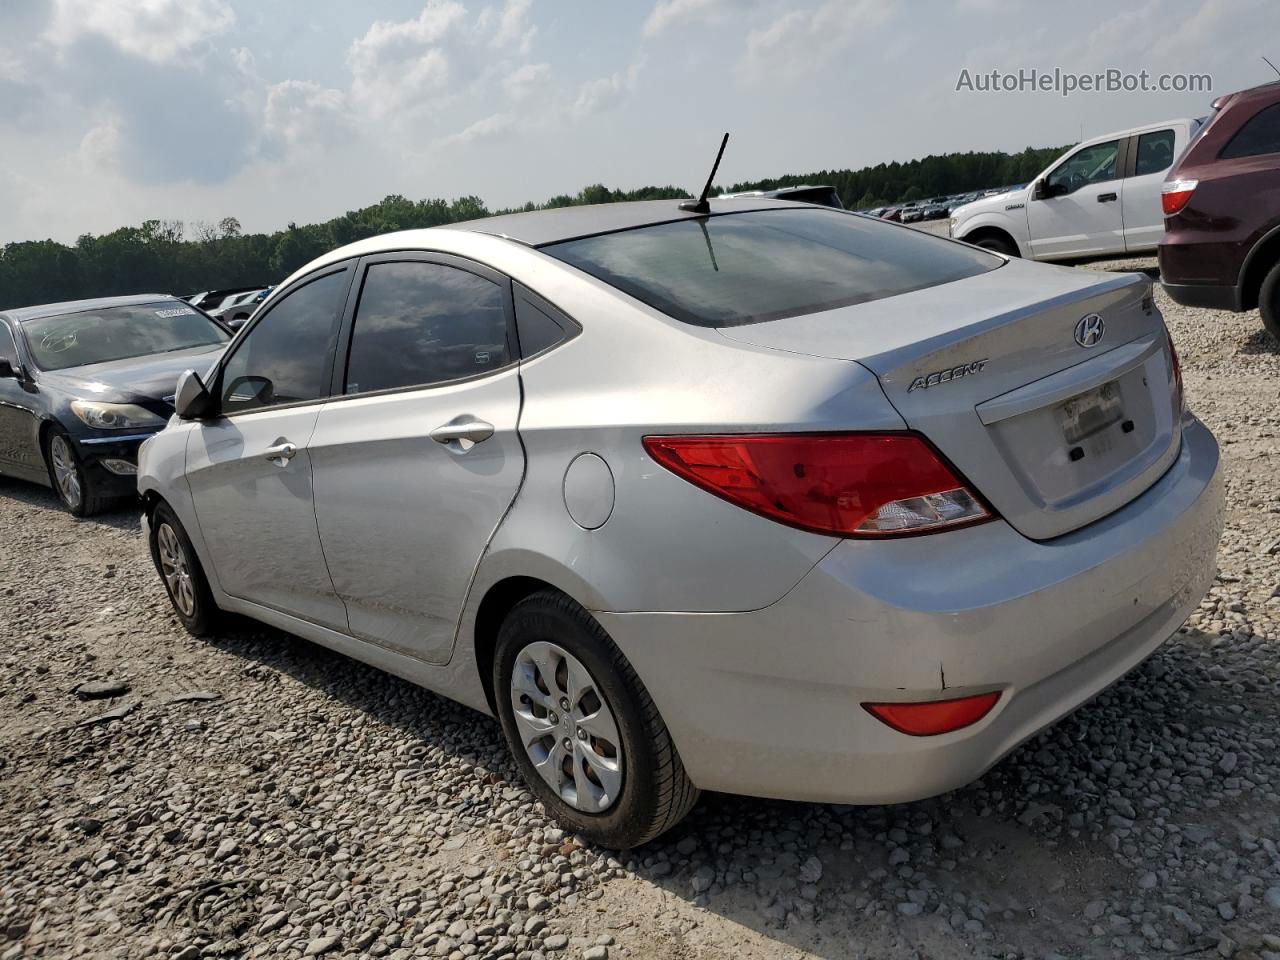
[1259,259,1280,343]
[494,590,699,848]
[973,234,1018,257]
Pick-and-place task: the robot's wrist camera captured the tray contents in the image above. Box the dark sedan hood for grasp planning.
[37,344,225,405]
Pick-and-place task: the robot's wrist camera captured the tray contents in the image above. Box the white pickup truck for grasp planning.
[949,117,1202,260]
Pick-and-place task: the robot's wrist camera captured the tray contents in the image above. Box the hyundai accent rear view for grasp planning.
[138,199,1223,848]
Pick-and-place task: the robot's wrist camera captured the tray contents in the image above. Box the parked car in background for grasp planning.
[921,201,950,220]
[186,286,266,313]
[139,198,1220,847]
[206,289,265,329]
[1158,81,1280,339]
[901,206,924,223]
[950,119,1202,259]
[0,294,230,515]
[718,184,843,208]
[881,207,903,222]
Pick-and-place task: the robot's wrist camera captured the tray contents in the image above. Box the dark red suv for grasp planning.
[1159,80,1280,338]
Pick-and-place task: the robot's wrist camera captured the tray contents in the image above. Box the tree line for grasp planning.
[0,144,1068,310]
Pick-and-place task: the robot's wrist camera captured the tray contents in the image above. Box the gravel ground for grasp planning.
[2,259,1279,960]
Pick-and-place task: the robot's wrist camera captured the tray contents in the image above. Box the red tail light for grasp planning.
[1161,179,1198,216]
[642,433,993,537]
[863,692,1001,736]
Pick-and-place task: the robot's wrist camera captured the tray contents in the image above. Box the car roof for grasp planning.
[1079,117,1197,147]
[451,197,805,247]
[2,293,177,323]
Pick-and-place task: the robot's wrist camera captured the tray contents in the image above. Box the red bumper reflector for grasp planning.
[863,691,1001,736]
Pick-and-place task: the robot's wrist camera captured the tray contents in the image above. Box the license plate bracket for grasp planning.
[1059,380,1124,446]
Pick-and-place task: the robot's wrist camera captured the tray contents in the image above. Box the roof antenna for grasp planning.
[679,132,729,215]
[1265,55,1280,79]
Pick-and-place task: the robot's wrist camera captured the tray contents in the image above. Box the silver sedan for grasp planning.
[138,199,1223,847]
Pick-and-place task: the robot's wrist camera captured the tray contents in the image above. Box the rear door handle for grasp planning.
[263,441,297,465]
[1097,192,1118,202]
[430,419,495,444]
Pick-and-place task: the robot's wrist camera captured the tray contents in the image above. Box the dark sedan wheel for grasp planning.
[1260,259,1280,343]
[150,502,219,636]
[45,428,107,517]
[494,590,699,848]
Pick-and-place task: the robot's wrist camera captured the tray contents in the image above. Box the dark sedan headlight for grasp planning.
[70,400,167,431]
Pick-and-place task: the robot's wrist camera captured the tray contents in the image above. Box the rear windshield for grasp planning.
[543,208,1001,327]
[22,302,230,371]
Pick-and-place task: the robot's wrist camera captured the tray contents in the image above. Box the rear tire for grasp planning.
[1259,259,1280,343]
[494,590,699,848]
[972,234,1019,257]
[45,427,108,517]
[149,502,219,637]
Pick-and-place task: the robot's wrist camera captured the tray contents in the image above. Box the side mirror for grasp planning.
[174,369,216,420]
[1031,180,1048,201]
[0,359,15,379]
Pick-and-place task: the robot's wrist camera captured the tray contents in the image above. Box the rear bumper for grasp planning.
[598,418,1223,804]
[1160,280,1241,312]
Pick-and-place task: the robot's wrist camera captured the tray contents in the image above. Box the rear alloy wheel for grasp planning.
[149,502,219,636]
[46,428,107,516]
[1259,258,1280,344]
[494,591,698,848]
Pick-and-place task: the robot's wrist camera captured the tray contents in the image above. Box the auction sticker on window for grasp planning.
[155,307,196,318]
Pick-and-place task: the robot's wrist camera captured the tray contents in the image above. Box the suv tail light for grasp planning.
[1161,179,1198,216]
[642,433,993,537]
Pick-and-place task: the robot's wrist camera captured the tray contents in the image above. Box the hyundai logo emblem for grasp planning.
[1074,313,1105,348]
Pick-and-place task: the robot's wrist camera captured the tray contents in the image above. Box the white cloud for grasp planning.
[503,62,550,101]
[643,0,741,37]
[347,0,466,117]
[741,0,893,81]
[45,0,235,64]
[442,112,515,145]
[574,61,643,117]
[76,117,121,174]
[956,0,1015,12]
[484,0,537,53]
[263,80,349,151]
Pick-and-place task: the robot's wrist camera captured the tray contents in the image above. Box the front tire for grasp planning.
[149,502,219,636]
[494,591,698,848]
[972,234,1019,257]
[45,428,107,516]
[1259,258,1280,343]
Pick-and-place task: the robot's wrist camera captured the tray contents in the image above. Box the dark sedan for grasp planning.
[0,294,230,515]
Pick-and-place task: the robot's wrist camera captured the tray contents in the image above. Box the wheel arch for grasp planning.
[472,575,575,715]
[959,224,1022,257]
[1239,223,1280,312]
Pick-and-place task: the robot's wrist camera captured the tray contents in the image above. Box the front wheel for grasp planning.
[45,428,107,516]
[972,234,1019,257]
[494,591,699,848]
[1259,258,1280,343]
[149,502,219,636]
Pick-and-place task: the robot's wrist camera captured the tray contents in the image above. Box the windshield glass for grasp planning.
[542,208,1001,327]
[23,302,230,371]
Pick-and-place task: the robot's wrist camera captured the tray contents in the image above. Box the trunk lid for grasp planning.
[717,259,1181,540]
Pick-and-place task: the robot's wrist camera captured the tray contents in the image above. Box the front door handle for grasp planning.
[1097,192,1118,203]
[263,441,297,465]
[430,418,495,445]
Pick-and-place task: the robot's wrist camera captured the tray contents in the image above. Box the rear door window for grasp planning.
[343,260,513,395]
[542,208,1000,328]
[1221,102,1280,159]
[1133,129,1176,176]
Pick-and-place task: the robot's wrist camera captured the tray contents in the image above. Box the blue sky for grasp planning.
[0,0,1275,243]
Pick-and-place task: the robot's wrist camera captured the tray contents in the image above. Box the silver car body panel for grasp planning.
[137,201,1224,807]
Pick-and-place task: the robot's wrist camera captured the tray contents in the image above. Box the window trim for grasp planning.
[325,250,520,403]
[1045,138,1125,195]
[211,262,355,420]
[0,318,20,367]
